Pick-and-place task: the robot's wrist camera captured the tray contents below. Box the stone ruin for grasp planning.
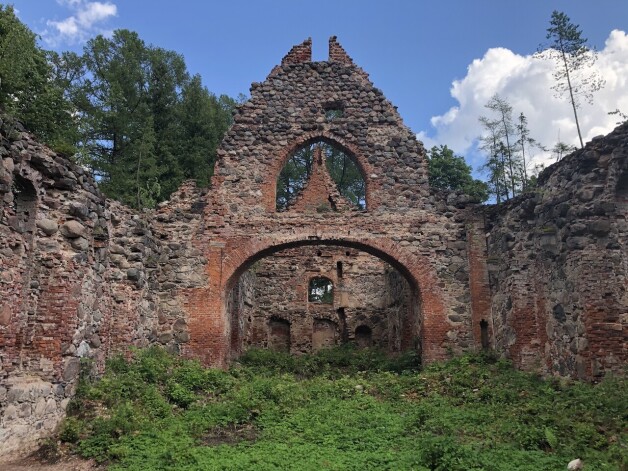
[0,37,626,458]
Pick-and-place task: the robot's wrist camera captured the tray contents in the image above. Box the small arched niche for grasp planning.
[355,325,372,348]
[308,276,334,304]
[268,317,291,352]
[276,140,366,211]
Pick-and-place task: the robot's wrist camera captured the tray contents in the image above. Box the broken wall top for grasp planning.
[212,37,430,214]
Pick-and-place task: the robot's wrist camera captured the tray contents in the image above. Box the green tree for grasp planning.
[177,75,236,188]
[427,145,489,203]
[541,10,604,149]
[515,112,543,190]
[551,141,577,162]
[479,115,509,203]
[481,94,527,198]
[66,29,235,207]
[0,6,76,153]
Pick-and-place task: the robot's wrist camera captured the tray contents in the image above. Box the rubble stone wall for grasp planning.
[486,123,628,378]
[0,117,155,457]
[184,37,478,368]
[0,37,626,459]
[231,245,413,354]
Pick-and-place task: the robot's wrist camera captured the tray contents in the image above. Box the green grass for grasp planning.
[60,347,627,470]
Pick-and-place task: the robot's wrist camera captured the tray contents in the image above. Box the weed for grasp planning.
[58,347,627,470]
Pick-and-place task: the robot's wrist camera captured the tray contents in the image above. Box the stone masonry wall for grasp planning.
[0,117,167,458]
[486,123,628,378]
[231,245,413,354]
[186,37,479,368]
[0,37,625,460]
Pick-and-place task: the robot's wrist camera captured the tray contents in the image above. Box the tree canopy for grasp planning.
[427,145,489,203]
[540,10,604,149]
[0,5,77,152]
[0,10,237,208]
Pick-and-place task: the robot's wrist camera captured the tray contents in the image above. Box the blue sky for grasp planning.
[10,0,628,171]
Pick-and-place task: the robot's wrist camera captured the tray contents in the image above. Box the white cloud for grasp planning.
[44,0,117,46]
[418,29,628,173]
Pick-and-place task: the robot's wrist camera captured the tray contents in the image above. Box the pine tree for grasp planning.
[541,11,604,148]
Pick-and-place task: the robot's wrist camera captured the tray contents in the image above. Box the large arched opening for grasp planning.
[212,237,429,365]
[184,233,448,368]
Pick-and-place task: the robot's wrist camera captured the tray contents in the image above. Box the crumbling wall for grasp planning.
[185,37,480,367]
[0,36,625,461]
[487,123,628,378]
[233,245,413,354]
[0,118,161,458]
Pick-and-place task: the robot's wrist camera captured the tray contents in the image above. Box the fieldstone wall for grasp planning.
[486,123,628,378]
[0,36,625,460]
[230,245,413,354]
[184,37,479,368]
[0,118,164,458]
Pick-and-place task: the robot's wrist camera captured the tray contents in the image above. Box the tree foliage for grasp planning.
[478,95,541,202]
[0,6,77,153]
[324,143,366,209]
[0,13,236,208]
[64,30,237,207]
[276,141,366,211]
[540,10,605,149]
[427,145,488,203]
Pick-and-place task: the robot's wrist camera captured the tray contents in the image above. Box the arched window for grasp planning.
[308,276,333,303]
[276,141,366,211]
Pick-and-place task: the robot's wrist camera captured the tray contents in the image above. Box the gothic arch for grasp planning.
[263,132,378,211]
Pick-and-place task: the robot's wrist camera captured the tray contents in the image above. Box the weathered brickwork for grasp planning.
[0,38,625,458]
[181,37,480,369]
[486,124,628,379]
[230,245,413,354]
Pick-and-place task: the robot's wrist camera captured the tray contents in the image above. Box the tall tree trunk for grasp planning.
[560,44,584,149]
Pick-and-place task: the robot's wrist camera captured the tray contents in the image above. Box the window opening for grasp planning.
[276,141,366,211]
[336,261,343,278]
[308,277,333,304]
[480,319,489,350]
[325,108,344,121]
[617,171,628,201]
[11,175,37,234]
[355,325,372,348]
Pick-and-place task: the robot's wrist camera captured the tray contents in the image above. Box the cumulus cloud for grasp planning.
[418,30,628,173]
[43,0,117,46]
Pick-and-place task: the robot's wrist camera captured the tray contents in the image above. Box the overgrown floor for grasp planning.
[56,347,626,470]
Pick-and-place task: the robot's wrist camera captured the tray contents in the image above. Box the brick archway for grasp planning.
[261,132,379,211]
[184,233,448,367]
